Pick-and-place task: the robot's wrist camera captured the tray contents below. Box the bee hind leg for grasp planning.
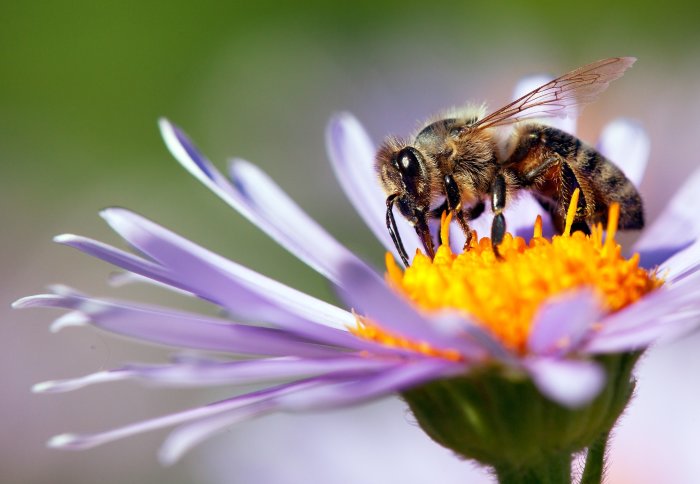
[537,162,592,236]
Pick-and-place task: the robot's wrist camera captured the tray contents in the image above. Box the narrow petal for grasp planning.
[46,284,87,297]
[160,118,369,285]
[157,360,458,464]
[528,289,604,356]
[336,259,488,354]
[227,159,374,284]
[33,370,131,393]
[596,118,649,188]
[50,311,89,332]
[159,400,272,466]
[274,359,462,410]
[585,310,700,353]
[428,312,511,362]
[634,168,700,267]
[589,272,700,338]
[54,232,342,340]
[14,293,346,357]
[659,238,700,283]
[108,271,196,297]
[652,310,700,345]
[158,118,234,191]
[525,357,605,408]
[36,356,394,392]
[584,276,700,353]
[48,381,315,451]
[507,194,553,238]
[99,208,368,346]
[325,113,421,260]
[131,356,394,386]
[53,234,173,284]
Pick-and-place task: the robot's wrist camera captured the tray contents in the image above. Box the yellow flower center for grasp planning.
[352,190,663,356]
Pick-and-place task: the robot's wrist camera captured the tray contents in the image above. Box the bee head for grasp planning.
[376,142,432,222]
[376,139,437,266]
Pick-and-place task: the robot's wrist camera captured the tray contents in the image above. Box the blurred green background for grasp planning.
[4,1,700,483]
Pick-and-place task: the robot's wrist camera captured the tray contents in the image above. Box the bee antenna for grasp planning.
[386,194,410,267]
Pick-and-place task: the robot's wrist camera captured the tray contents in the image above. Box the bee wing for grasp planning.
[473,57,636,130]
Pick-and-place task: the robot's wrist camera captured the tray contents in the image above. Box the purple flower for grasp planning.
[14,78,700,470]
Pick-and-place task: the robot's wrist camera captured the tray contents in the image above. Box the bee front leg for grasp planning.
[490,173,507,258]
[385,194,411,267]
[462,201,487,249]
[455,210,475,250]
[460,200,486,248]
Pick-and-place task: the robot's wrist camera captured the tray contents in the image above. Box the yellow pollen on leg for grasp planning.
[354,194,663,356]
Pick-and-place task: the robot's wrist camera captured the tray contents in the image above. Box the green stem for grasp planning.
[494,453,572,484]
[580,431,610,484]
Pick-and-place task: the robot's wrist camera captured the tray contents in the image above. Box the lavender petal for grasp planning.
[428,311,511,362]
[525,357,605,408]
[585,309,700,353]
[659,238,700,283]
[158,118,234,193]
[227,159,375,285]
[35,356,395,392]
[336,259,494,355]
[13,293,347,357]
[33,370,132,394]
[158,360,458,465]
[158,400,274,466]
[274,358,463,411]
[584,274,700,353]
[589,271,700,336]
[107,271,196,297]
[508,194,553,239]
[326,113,421,260]
[47,381,316,451]
[528,289,604,356]
[634,168,700,267]
[597,118,649,188]
[53,234,173,282]
[99,208,372,346]
[160,118,370,286]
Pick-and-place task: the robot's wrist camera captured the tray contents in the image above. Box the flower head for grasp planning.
[358,202,662,356]
[14,80,700,475]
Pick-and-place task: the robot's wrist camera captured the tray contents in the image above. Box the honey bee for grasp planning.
[376,57,644,266]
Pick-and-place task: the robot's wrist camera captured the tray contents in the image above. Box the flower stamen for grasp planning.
[354,192,663,355]
[563,188,581,237]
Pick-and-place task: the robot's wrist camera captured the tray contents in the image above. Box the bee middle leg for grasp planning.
[443,174,488,250]
[508,129,593,236]
[490,173,507,258]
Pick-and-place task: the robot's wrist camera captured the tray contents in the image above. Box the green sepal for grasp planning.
[402,353,639,479]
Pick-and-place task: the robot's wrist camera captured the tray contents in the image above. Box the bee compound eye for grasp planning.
[397,148,420,178]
